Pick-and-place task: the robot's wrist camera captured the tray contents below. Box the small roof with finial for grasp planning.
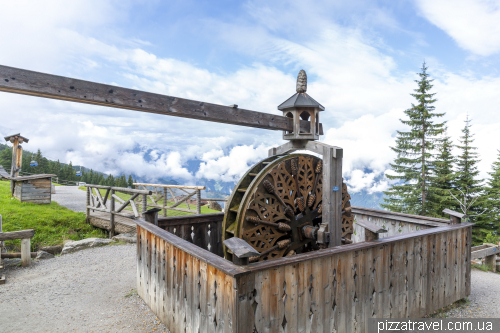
[278,70,325,111]
[4,133,29,143]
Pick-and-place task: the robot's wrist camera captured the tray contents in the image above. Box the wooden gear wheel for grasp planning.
[222,154,354,262]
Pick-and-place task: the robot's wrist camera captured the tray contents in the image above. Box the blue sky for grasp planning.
[1,0,500,193]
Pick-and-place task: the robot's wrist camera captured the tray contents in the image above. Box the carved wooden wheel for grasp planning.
[222,154,354,262]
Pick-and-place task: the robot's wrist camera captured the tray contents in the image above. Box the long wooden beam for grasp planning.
[0,65,316,132]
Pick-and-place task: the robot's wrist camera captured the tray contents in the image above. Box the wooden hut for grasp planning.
[12,174,57,204]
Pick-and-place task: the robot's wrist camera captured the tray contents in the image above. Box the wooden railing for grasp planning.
[85,184,152,237]
[133,183,227,216]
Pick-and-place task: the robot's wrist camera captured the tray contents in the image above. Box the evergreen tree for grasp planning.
[429,131,457,216]
[455,115,485,242]
[455,115,483,198]
[476,151,500,240]
[382,62,446,215]
[128,175,134,188]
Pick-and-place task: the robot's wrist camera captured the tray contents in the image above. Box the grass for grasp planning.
[124,288,138,298]
[0,181,106,252]
[472,263,494,272]
[79,186,221,217]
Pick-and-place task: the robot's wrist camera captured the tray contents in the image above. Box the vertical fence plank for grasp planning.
[109,189,115,237]
[199,261,208,332]
[237,273,256,333]
[310,258,324,333]
[284,264,298,333]
[216,269,225,333]
[207,265,217,333]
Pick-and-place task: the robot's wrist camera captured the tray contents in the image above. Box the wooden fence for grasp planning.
[136,208,472,333]
[134,183,228,216]
[86,184,152,237]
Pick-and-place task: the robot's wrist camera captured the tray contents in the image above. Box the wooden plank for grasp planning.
[269,266,284,332]
[0,65,319,132]
[351,206,449,226]
[207,265,217,333]
[192,257,201,333]
[215,269,225,333]
[470,244,500,259]
[199,261,208,332]
[186,253,193,333]
[0,229,35,241]
[297,260,311,333]
[356,219,388,234]
[224,274,235,333]
[223,238,259,259]
[133,183,206,190]
[284,264,298,333]
[236,273,256,333]
[310,258,324,333]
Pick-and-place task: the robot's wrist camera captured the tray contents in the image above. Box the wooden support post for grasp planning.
[86,187,90,223]
[21,238,31,267]
[356,219,388,242]
[144,208,161,226]
[0,214,3,268]
[485,254,496,272]
[142,194,148,217]
[163,187,167,217]
[16,145,23,177]
[196,189,201,215]
[323,146,342,247]
[443,209,465,225]
[109,189,115,238]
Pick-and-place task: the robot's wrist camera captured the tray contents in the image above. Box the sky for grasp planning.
[1,0,500,194]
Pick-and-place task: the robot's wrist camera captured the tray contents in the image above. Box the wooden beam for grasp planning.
[0,229,35,241]
[0,65,319,132]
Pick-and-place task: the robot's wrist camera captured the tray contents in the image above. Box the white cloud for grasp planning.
[196,145,269,182]
[415,0,500,56]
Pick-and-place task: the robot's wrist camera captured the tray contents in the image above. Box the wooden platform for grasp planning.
[87,211,137,234]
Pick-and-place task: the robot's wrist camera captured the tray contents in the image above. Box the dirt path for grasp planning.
[0,244,168,333]
[51,186,89,213]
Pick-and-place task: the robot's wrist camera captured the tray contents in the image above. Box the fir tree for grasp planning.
[429,131,457,216]
[382,62,445,215]
[128,175,134,188]
[476,151,500,240]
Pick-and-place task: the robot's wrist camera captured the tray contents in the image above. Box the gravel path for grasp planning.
[51,186,88,212]
[2,244,500,332]
[0,244,169,333]
[441,268,500,318]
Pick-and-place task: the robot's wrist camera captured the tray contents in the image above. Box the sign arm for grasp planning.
[0,65,319,132]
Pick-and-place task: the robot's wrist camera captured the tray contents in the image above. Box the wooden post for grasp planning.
[10,137,19,196]
[21,238,31,267]
[142,194,147,217]
[163,187,167,217]
[109,189,115,238]
[0,214,3,267]
[16,145,23,177]
[196,189,201,215]
[323,146,342,247]
[443,209,465,225]
[144,208,161,226]
[86,187,90,223]
[485,254,496,273]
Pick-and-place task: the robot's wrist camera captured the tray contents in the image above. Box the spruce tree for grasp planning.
[128,175,134,188]
[455,115,484,242]
[476,150,500,240]
[382,62,445,215]
[429,131,457,216]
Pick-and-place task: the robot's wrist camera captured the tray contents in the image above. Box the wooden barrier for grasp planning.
[136,213,472,333]
[134,183,210,216]
[85,184,152,237]
[351,207,449,243]
[471,243,499,272]
[0,227,35,268]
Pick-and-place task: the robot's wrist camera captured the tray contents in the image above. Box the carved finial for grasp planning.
[296,69,307,93]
